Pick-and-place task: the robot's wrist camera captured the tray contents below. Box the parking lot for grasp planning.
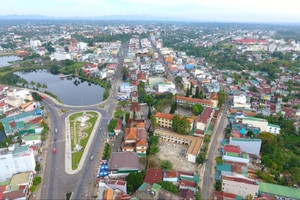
[157,142,197,173]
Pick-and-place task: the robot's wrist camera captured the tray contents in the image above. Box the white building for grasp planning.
[154,64,165,74]
[119,83,133,93]
[233,94,248,107]
[0,144,36,181]
[229,137,262,156]
[158,82,176,94]
[77,42,88,51]
[222,175,259,198]
[236,116,268,132]
[30,40,41,49]
[50,52,71,61]
[266,123,281,135]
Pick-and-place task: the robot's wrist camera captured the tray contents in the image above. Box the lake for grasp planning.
[0,56,21,67]
[15,70,105,106]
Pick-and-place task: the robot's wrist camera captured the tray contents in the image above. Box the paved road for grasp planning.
[201,100,230,199]
[40,41,129,200]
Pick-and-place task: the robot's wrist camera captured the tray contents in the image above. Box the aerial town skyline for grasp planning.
[1,0,300,23]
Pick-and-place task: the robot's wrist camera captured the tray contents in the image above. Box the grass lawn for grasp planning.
[69,112,98,170]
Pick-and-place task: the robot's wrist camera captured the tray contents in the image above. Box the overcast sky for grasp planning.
[1,0,300,23]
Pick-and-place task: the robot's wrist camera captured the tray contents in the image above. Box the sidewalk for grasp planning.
[65,111,102,174]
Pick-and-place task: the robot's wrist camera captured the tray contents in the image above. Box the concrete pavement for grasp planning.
[65,111,102,174]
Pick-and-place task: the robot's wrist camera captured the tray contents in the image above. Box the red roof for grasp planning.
[0,102,6,108]
[115,118,122,130]
[180,179,197,188]
[165,171,178,178]
[224,145,241,154]
[223,176,256,185]
[30,116,43,125]
[176,96,213,107]
[138,72,146,80]
[235,38,267,44]
[144,168,163,184]
[197,107,214,123]
[9,121,17,128]
[130,102,140,112]
[214,191,236,200]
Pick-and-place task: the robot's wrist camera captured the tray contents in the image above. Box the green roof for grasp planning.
[236,195,243,200]
[0,181,10,186]
[226,152,239,157]
[259,182,300,199]
[231,138,262,142]
[217,164,232,172]
[151,183,162,193]
[267,123,280,128]
[243,116,267,122]
[24,134,39,141]
[138,183,148,192]
[12,144,29,154]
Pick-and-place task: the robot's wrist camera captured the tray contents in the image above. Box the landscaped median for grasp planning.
[68,111,99,170]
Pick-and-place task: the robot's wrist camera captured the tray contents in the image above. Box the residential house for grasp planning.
[144,168,163,184]
[229,137,262,156]
[258,182,300,200]
[194,107,215,137]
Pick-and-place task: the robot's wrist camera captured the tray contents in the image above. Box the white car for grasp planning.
[90,156,94,160]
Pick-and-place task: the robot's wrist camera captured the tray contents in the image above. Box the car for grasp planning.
[55,128,58,133]
[99,128,103,131]
[52,148,56,154]
[90,156,94,160]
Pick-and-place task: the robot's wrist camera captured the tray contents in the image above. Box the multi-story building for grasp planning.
[154,112,194,130]
[0,144,36,181]
[175,96,215,108]
[195,107,215,134]
[222,175,259,199]
[157,82,176,94]
[229,137,262,156]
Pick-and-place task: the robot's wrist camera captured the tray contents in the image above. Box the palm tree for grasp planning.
[29,81,36,88]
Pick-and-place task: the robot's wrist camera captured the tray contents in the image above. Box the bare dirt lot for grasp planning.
[156,142,197,173]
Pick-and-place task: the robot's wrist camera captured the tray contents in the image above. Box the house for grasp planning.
[175,96,215,108]
[194,107,214,136]
[0,144,36,181]
[222,175,259,198]
[154,112,194,131]
[158,82,176,94]
[122,127,148,156]
[266,123,281,135]
[114,118,122,136]
[222,151,250,166]
[214,191,240,200]
[163,171,178,182]
[144,168,163,184]
[109,152,145,176]
[235,116,268,132]
[119,83,133,93]
[229,137,262,156]
[8,172,33,198]
[107,180,127,194]
[154,129,202,163]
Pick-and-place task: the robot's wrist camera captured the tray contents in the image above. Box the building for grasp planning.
[122,126,148,156]
[119,83,133,93]
[195,107,215,135]
[144,168,163,184]
[229,137,262,156]
[222,175,259,198]
[258,182,300,200]
[266,123,281,135]
[0,144,36,181]
[154,129,202,163]
[236,116,268,132]
[175,96,215,108]
[109,152,145,176]
[158,82,176,94]
[154,112,194,131]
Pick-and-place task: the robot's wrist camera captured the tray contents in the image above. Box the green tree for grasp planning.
[107,119,117,132]
[177,116,191,135]
[50,65,59,74]
[149,145,160,155]
[144,94,155,106]
[35,163,41,171]
[172,115,180,132]
[159,160,173,170]
[126,171,145,194]
[33,176,42,185]
[158,181,179,194]
[148,106,152,119]
[196,152,206,164]
[31,92,42,101]
[185,89,190,97]
[150,116,157,130]
[195,86,200,98]
[214,180,222,191]
[138,82,146,102]
[192,104,204,115]
[118,100,130,110]
[148,136,160,146]
[189,83,194,95]
[218,91,227,108]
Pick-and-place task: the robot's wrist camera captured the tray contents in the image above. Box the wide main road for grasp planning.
[201,100,230,199]
[41,41,129,200]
